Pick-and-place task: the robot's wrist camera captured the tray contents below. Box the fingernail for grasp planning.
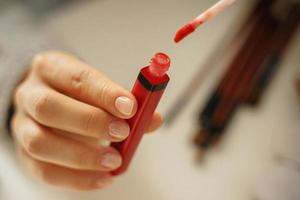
[115,96,134,116]
[100,153,122,169]
[96,178,112,188]
[109,121,130,139]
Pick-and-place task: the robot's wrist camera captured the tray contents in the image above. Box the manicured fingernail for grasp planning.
[96,178,112,188]
[115,96,134,116]
[109,121,130,139]
[101,153,122,169]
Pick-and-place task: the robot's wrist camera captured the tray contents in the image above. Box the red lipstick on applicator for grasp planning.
[111,53,170,176]
[174,0,236,43]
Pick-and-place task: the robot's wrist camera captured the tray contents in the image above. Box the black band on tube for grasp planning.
[137,73,168,92]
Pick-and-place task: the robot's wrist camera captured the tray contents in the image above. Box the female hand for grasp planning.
[11,51,163,191]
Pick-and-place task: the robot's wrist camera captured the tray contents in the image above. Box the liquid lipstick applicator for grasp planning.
[174,0,236,43]
[111,52,171,176]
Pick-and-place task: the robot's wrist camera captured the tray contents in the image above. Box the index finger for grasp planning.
[31,51,137,119]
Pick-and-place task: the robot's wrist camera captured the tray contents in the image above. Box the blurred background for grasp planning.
[0,0,299,200]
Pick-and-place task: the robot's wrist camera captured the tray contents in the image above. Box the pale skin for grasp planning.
[11,51,163,191]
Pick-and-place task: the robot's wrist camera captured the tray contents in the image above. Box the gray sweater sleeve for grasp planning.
[0,9,60,135]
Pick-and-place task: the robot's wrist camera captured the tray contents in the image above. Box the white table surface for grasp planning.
[1,0,300,200]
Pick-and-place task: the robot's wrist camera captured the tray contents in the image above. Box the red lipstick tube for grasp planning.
[111,52,171,176]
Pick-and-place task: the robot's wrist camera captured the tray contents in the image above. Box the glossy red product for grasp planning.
[174,0,235,43]
[111,53,171,176]
[174,23,196,43]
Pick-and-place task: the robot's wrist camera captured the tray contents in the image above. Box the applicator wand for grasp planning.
[174,0,236,43]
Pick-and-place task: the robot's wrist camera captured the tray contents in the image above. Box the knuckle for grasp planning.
[31,51,62,73]
[11,114,19,136]
[31,53,48,71]
[14,85,26,105]
[97,81,113,107]
[70,69,92,95]
[23,126,45,156]
[33,92,51,121]
[84,110,102,137]
[75,149,95,169]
